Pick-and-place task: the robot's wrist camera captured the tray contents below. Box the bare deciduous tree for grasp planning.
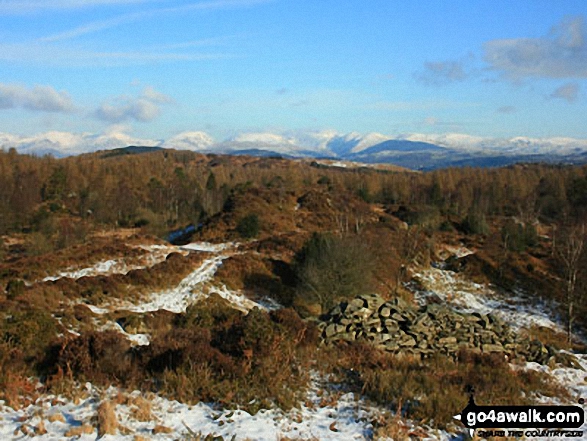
[557,223,585,345]
[294,233,375,311]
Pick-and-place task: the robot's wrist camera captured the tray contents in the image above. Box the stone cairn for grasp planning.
[318,293,581,368]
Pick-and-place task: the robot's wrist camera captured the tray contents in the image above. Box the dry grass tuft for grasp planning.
[34,419,47,436]
[522,325,587,352]
[152,424,173,434]
[130,395,154,422]
[371,410,416,441]
[97,400,119,437]
[47,412,65,423]
[14,424,32,437]
[64,424,94,437]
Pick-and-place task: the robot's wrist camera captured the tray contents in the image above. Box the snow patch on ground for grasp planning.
[411,267,562,332]
[0,378,464,441]
[181,241,236,253]
[511,353,587,439]
[208,284,271,314]
[126,254,229,314]
[42,244,186,282]
[98,321,150,347]
[410,253,587,439]
[328,161,349,168]
[122,244,264,315]
[521,352,587,403]
[69,242,267,346]
[85,304,110,315]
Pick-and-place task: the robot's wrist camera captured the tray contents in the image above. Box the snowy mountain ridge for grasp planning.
[4,128,587,169]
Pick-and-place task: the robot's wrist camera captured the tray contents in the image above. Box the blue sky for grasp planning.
[1,0,587,148]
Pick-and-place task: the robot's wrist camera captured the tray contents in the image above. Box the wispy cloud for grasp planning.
[368,100,480,111]
[497,106,516,114]
[0,0,265,67]
[421,116,461,130]
[0,0,167,14]
[0,42,233,66]
[549,82,580,102]
[39,0,271,42]
[93,86,173,123]
[40,12,145,42]
[484,16,587,79]
[149,36,235,50]
[0,83,74,112]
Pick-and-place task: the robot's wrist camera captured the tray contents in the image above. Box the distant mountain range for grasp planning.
[4,129,587,170]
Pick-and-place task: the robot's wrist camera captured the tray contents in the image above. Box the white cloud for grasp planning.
[95,99,159,123]
[94,87,173,123]
[141,86,174,104]
[0,83,74,112]
[549,82,580,102]
[484,16,587,79]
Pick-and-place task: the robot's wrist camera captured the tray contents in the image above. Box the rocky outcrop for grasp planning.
[318,294,581,368]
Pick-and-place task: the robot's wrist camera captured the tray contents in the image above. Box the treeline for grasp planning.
[1,148,586,241]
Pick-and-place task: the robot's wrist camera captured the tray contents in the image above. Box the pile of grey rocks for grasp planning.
[318,293,581,368]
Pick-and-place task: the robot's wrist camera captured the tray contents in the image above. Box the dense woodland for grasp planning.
[1,147,587,431]
[1,147,586,236]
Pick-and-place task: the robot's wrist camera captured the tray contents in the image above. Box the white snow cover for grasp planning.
[412,267,563,332]
[349,132,392,153]
[399,132,587,155]
[0,369,470,441]
[80,242,264,316]
[42,244,185,282]
[180,241,235,253]
[163,131,215,151]
[99,321,150,346]
[0,381,436,441]
[6,128,587,158]
[411,243,562,331]
[324,161,348,168]
[125,254,231,314]
[231,132,297,146]
[514,353,587,440]
[2,130,162,157]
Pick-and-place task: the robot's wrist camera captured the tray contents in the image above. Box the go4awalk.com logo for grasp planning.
[454,394,585,438]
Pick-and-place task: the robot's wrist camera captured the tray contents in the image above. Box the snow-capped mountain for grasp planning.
[162,131,215,151]
[1,130,163,157]
[4,128,587,169]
